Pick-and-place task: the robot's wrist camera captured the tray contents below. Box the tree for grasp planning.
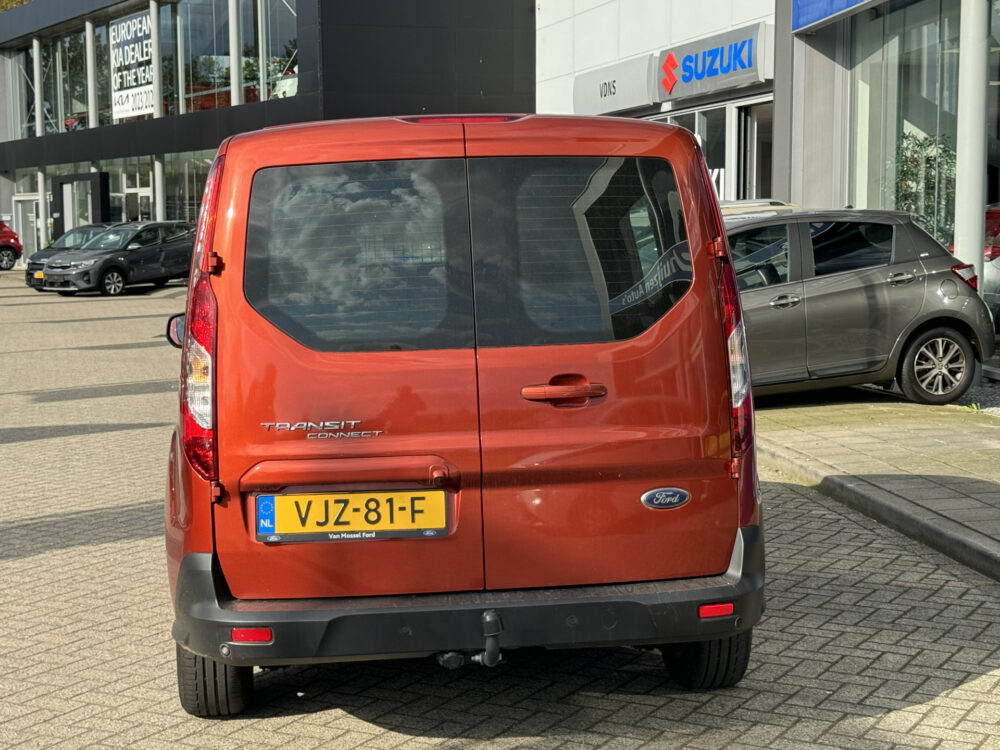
[893,131,956,245]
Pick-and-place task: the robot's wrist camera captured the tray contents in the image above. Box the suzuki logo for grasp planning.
[660,52,679,94]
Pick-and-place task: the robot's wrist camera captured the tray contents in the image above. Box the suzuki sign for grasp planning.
[654,23,769,103]
[572,24,772,115]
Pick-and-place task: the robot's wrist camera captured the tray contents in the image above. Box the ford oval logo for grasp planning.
[640,488,691,510]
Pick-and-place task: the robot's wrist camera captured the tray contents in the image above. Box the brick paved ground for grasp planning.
[1,273,999,748]
[755,387,1000,582]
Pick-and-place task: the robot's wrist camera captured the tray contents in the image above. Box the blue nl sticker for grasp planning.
[256,495,276,535]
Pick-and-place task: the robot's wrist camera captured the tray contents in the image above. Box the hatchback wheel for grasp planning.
[899,328,976,405]
[100,268,126,296]
[176,644,253,717]
[661,630,752,689]
[0,247,16,270]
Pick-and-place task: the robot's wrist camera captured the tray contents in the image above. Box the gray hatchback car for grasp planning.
[725,210,996,405]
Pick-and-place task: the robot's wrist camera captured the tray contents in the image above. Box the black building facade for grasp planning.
[0,0,535,257]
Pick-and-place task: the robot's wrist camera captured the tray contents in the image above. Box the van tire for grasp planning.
[176,644,253,717]
[661,630,752,689]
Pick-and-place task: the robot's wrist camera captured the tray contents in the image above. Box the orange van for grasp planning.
[165,114,764,716]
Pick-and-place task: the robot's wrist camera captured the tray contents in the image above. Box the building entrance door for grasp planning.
[12,196,40,260]
[738,102,774,200]
[120,162,153,221]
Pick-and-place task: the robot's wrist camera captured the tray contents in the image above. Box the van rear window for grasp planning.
[244,156,690,351]
[244,159,474,352]
[469,156,690,346]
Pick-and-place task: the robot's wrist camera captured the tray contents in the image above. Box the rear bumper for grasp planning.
[172,526,764,667]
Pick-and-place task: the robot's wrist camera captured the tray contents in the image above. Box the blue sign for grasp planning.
[793,0,869,31]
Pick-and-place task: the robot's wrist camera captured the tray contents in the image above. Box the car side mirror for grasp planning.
[167,313,185,348]
[127,242,142,250]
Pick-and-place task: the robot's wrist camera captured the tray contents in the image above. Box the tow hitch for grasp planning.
[436,609,504,669]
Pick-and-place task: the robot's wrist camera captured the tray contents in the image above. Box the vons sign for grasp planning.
[655,24,768,102]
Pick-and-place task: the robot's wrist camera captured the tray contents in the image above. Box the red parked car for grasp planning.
[165,114,764,716]
[0,220,23,270]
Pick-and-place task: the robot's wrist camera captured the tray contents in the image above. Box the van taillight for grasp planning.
[718,249,753,461]
[180,155,224,480]
[403,115,521,124]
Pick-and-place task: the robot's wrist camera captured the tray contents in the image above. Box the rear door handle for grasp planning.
[888,272,916,285]
[768,294,801,309]
[521,383,607,404]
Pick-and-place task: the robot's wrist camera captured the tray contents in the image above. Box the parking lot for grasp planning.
[2,272,1000,749]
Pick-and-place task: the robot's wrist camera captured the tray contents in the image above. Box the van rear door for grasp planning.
[211,122,485,600]
[465,119,739,590]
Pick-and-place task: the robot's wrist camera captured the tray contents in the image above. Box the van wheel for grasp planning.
[661,631,752,689]
[176,644,253,717]
[898,327,975,405]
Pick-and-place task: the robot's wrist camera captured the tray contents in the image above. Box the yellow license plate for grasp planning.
[34,271,44,279]
[255,490,447,542]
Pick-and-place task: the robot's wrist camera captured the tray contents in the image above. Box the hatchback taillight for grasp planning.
[179,155,224,480]
[951,263,978,291]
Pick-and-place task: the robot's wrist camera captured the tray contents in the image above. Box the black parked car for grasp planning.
[25,223,119,290]
[35,221,196,296]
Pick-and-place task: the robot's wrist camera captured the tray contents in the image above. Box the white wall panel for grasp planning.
[537,76,576,114]
[537,20,575,80]
[669,0,733,42]
[732,0,776,25]
[573,3,620,70]
[536,0,575,29]
[618,0,672,57]
[574,0,613,14]
[536,0,777,113]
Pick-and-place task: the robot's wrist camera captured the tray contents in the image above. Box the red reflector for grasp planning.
[408,115,519,124]
[699,603,735,619]
[231,627,272,643]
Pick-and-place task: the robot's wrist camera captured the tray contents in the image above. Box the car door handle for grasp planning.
[768,294,801,309]
[888,272,916,285]
[521,383,607,403]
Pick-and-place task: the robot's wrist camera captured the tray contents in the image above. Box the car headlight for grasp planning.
[67,259,99,268]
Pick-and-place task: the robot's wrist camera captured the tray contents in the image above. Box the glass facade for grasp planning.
[991,0,1000,204]
[3,0,297,248]
[658,101,773,201]
[850,0,960,244]
[4,0,297,133]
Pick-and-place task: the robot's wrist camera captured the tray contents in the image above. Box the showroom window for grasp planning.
[850,0,960,245]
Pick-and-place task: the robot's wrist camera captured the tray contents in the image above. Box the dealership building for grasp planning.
[2,0,998,276]
[538,0,999,275]
[0,0,534,257]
